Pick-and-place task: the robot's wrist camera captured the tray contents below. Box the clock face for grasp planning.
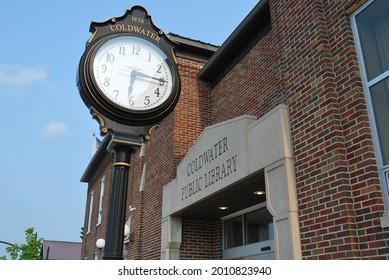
[91,36,174,112]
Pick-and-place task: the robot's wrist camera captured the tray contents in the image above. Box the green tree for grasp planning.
[3,228,43,260]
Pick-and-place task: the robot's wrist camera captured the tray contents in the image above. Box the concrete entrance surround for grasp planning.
[161,104,302,259]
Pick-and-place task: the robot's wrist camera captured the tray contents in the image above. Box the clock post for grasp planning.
[77,6,181,260]
[91,112,153,260]
[103,134,137,260]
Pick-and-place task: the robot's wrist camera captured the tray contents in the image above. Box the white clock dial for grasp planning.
[92,36,174,112]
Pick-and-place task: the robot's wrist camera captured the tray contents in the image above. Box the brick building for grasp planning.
[80,0,389,260]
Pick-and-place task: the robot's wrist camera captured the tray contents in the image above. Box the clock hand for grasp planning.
[135,71,167,85]
[128,70,137,95]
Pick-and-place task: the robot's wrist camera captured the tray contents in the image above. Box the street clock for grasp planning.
[77,6,181,127]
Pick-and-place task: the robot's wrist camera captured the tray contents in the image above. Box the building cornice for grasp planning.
[198,0,271,85]
[168,33,218,62]
[80,134,111,183]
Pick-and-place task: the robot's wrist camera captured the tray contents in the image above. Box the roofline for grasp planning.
[168,33,219,62]
[42,240,82,244]
[80,134,111,183]
[198,0,271,84]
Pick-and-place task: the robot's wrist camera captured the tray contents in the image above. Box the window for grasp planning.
[87,190,94,234]
[224,207,273,250]
[97,175,105,226]
[352,0,389,206]
[245,208,274,245]
[224,216,244,249]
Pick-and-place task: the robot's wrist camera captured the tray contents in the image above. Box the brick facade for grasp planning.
[180,218,222,260]
[81,0,389,260]
[81,149,113,260]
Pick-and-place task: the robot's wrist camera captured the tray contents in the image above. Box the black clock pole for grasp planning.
[77,5,181,260]
[103,136,137,260]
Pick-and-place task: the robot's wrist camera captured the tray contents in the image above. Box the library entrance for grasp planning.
[176,170,275,260]
[219,173,276,260]
[222,204,275,260]
[161,106,302,260]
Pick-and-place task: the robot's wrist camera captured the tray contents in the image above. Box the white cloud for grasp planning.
[40,121,70,140]
[0,64,48,86]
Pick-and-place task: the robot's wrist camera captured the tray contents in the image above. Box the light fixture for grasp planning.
[218,206,229,210]
[253,190,266,195]
[95,238,105,260]
[96,224,129,249]
[96,238,105,249]
[124,225,130,237]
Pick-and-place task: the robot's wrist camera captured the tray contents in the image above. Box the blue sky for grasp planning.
[0,0,259,258]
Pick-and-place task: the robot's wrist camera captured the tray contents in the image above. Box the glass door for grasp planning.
[223,204,275,260]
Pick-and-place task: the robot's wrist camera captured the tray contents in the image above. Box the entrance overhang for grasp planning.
[161,105,302,260]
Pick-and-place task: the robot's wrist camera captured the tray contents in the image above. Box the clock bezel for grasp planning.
[78,33,181,126]
[90,35,175,112]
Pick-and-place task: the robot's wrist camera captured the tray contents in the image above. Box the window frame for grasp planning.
[97,175,105,226]
[351,0,389,220]
[86,190,94,234]
[222,203,274,259]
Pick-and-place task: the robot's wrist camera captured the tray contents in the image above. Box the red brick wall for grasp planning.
[210,0,389,259]
[174,57,214,164]
[126,56,213,259]
[322,0,389,259]
[211,31,280,122]
[81,153,113,259]
[83,0,389,260]
[180,218,222,259]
